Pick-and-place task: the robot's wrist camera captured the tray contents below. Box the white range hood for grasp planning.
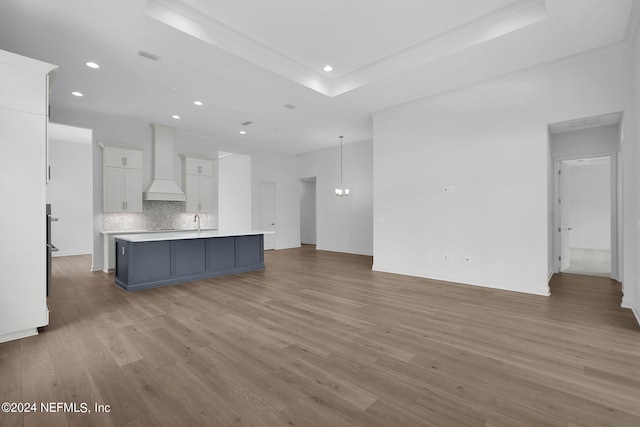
[143,123,186,202]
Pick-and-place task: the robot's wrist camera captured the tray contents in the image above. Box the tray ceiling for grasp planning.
[0,0,636,153]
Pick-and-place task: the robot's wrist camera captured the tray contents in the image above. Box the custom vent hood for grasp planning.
[143,123,186,201]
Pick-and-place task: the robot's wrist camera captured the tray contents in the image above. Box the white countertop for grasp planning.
[101,228,217,235]
[114,229,274,243]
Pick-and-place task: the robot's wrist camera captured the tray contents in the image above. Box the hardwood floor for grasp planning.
[1,246,639,426]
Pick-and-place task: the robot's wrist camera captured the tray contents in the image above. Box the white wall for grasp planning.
[297,140,373,255]
[550,125,620,158]
[219,153,251,230]
[49,107,301,270]
[47,139,93,256]
[372,48,635,297]
[300,179,317,244]
[567,162,610,250]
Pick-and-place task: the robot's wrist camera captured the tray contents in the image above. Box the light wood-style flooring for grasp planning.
[1,246,639,426]
[563,248,611,277]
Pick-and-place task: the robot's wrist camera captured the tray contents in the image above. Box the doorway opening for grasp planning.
[558,156,611,277]
[300,177,316,246]
[548,112,622,284]
[47,122,94,267]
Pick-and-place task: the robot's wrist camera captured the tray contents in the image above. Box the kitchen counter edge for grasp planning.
[114,230,274,243]
[101,228,217,235]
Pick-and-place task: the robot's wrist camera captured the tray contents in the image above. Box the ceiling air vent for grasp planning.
[241,121,253,126]
[138,49,161,61]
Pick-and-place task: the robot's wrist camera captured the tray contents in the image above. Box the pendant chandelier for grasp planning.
[335,135,350,197]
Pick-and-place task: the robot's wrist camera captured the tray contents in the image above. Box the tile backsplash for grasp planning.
[102,201,213,231]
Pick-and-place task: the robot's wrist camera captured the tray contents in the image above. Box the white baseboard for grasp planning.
[316,245,373,256]
[274,244,301,250]
[372,263,550,297]
[632,307,640,327]
[0,328,38,344]
[52,250,92,258]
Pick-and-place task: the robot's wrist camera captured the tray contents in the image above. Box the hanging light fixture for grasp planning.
[335,135,350,197]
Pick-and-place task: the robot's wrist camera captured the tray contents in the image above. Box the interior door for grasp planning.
[259,181,276,250]
[559,161,571,271]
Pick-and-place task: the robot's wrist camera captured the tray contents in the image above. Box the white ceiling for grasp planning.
[0,0,637,153]
[146,0,548,97]
[178,0,518,77]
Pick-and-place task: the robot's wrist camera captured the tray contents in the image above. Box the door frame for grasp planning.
[553,152,619,280]
[258,180,276,250]
[558,161,571,272]
[299,177,317,245]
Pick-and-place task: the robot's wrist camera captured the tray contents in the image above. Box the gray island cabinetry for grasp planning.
[114,231,267,291]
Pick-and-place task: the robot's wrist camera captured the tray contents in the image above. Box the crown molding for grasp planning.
[329,0,547,97]
[143,0,333,96]
[370,40,632,119]
[144,0,547,98]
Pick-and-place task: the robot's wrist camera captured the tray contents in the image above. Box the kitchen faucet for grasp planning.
[194,214,201,233]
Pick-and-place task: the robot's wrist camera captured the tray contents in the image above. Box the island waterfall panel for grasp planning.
[114,233,265,291]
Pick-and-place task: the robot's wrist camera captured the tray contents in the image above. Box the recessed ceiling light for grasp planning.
[194,101,203,106]
[172,115,180,119]
[86,61,100,69]
[239,131,246,135]
[71,91,83,97]
[323,65,333,72]
[284,104,296,109]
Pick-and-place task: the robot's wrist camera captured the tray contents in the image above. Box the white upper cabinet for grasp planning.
[99,142,144,213]
[198,176,214,212]
[123,168,143,212]
[180,154,216,213]
[103,166,125,213]
[102,146,142,170]
[184,156,214,176]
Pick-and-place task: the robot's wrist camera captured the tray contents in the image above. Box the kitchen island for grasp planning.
[101,228,218,272]
[114,230,271,291]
